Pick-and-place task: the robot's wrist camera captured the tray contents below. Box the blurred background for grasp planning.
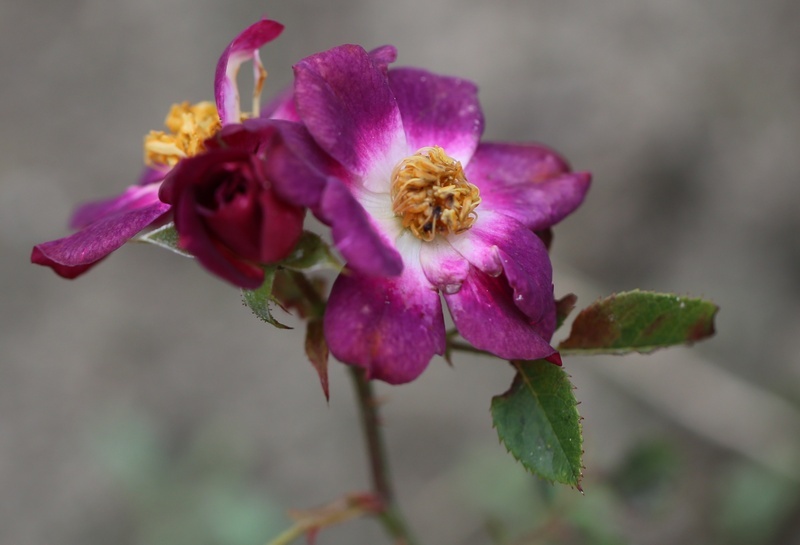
[3,0,800,543]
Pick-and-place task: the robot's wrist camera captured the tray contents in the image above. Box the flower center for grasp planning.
[144,101,222,168]
[391,146,481,241]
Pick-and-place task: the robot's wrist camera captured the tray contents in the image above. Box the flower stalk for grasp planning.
[285,269,419,544]
[349,366,420,545]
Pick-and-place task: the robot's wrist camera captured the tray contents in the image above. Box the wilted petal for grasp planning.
[388,68,484,164]
[324,261,445,384]
[293,44,407,182]
[467,143,591,230]
[444,266,557,361]
[215,18,284,124]
[32,193,169,279]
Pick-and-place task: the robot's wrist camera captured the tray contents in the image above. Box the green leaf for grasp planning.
[491,360,583,488]
[558,290,718,355]
[136,222,193,258]
[281,231,342,272]
[241,267,291,329]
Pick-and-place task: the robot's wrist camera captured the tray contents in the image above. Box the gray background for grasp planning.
[3,0,800,544]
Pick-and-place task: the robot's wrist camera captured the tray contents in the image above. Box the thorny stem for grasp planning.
[349,366,421,545]
[286,270,420,544]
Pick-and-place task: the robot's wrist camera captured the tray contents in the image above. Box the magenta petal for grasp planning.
[293,44,406,177]
[388,68,484,164]
[419,238,470,293]
[467,142,591,230]
[324,266,445,384]
[263,122,402,276]
[215,19,284,124]
[32,199,170,279]
[137,165,169,186]
[317,178,403,277]
[444,267,557,361]
[497,227,558,340]
[265,121,338,207]
[261,86,299,121]
[455,212,554,324]
[70,182,165,230]
[368,45,397,74]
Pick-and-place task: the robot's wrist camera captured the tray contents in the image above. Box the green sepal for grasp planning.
[281,231,342,272]
[241,266,291,329]
[136,222,192,258]
[491,360,583,489]
[558,290,718,355]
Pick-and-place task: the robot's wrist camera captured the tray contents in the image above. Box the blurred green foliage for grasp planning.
[92,412,285,545]
[455,437,800,545]
[715,462,800,545]
[86,410,800,545]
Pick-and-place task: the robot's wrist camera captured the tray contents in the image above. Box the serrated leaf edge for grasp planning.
[491,361,584,490]
[558,289,718,354]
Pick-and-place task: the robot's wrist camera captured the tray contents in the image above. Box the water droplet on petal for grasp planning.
[443,283,462,295]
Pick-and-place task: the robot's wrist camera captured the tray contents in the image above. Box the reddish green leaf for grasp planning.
[555,293,578,331]
[305,318,330,401]
[559,290,718,355]
[491,360,583,488]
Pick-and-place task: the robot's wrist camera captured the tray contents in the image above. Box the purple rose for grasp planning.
[281,45,592,383]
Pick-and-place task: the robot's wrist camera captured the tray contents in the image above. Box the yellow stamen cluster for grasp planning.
[391,146,481,242]
[144,101,221,167]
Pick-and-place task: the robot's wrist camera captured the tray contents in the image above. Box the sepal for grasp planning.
[136,222,192,258]
[280,231,342,272]
[241,266,291,329]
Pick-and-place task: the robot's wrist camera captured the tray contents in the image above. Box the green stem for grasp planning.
[349,367,420,545]
[288,269,419,543]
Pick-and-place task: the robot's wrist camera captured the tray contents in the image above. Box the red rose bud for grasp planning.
[160,143,304,289]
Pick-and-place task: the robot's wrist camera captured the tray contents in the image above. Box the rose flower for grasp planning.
[158,122,305,289]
